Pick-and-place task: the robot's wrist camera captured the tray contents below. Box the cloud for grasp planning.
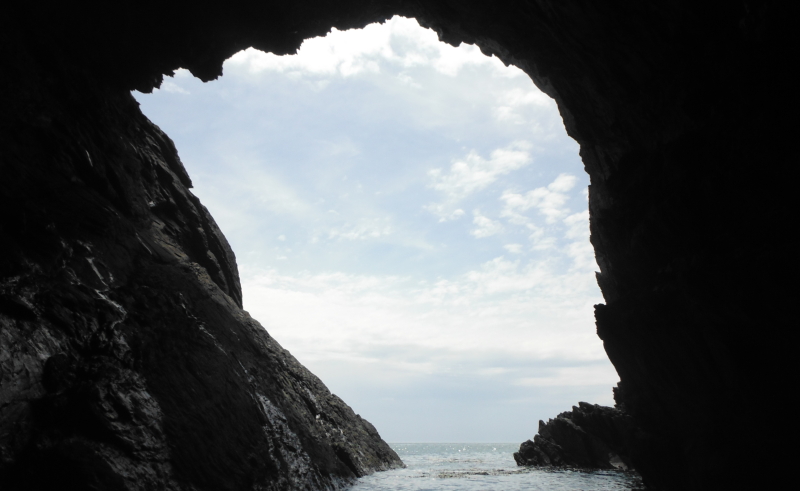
[225,16,511,81]
[328,219,393,241]
[137,15,605,441]
[523,223,556,251]
[431,143,533,199]
[159,80,190,94]
[242,251,608,382]
[494,87,552,124]
[548,173,578,193]
[226,29,388,78]
[427,141,532,220]
[471,211,504,238]
[513,364,619,387]
[562,210,597,272]
[500,173,577,224]
[206,156,313,218]
[563,210,588,240]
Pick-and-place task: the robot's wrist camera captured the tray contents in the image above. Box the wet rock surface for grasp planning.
[514,402,635,471]
[2,1,794,490]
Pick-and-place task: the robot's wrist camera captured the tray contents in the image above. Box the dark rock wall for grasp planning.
[514,402,635,470]
[0,26,401,491]
[2,1,794,490]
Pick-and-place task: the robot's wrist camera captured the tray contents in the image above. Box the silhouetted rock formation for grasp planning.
[0,30,401,490]
[514,402,635,470]
[2,1,793,490]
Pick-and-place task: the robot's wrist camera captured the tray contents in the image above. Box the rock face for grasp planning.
[514,402,635,470]
[2,1,793,490]
[0,26,401,490]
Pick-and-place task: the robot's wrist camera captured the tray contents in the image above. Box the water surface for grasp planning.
[352,443,642,490]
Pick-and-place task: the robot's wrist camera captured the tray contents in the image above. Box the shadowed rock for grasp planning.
[1,1,793,489]
[514,402,635,470]
[0,39,401,489]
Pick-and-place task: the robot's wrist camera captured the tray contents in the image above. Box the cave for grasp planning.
[0,1,792,490]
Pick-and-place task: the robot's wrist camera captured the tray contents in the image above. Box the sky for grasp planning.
[133,16,619,443]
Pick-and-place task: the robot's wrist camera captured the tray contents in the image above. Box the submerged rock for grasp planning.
[514,402,635,471]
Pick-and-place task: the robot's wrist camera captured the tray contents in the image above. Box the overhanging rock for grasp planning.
[2,1,793,490]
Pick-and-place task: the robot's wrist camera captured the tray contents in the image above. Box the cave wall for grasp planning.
[0,15,401,490]
[2,1,793,490]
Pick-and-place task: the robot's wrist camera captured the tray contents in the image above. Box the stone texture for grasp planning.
[514,402,635,470]
[2,1,794,490]
[0,29,401,490]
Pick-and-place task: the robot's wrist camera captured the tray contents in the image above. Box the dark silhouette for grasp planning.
[1,1,791,489]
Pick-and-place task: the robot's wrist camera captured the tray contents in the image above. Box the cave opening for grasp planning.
[132,16,619,444]
[3,1,793,489]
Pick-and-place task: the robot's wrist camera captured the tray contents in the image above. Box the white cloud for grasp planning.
[548,173,578,193]
[430,42,498,76]
[427,141,532,220]
[225,17,511,82]
[563,210,588,240]
[241,251,610,390]
[137,15,608,441]
[494,87,552,124]
[397,72,422,88]
[329,219,393,241]
[227,30,387,78]
[528,224,557,250]
[500,173,577,224]
[432,143,532,198]
[513,364,619,387]
[562,210,597,272]
[212,157,313,217]
[471,212,504,238]
[159,80,190,94]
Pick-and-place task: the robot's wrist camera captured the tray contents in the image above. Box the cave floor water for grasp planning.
[350,443,642,490]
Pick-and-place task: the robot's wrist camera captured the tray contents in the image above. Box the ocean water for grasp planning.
[351,443,642,491]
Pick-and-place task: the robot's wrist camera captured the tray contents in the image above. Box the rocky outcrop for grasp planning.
[0,28,401,490]
[2,1,793,490]
[514,402,634,470]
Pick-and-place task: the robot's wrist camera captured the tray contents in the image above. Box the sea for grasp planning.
[350,443,642,491]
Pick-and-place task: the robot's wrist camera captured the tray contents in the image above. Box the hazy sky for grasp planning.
[133,16,618,443]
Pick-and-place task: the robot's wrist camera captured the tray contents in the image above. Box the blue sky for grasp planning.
[133,16,618,443]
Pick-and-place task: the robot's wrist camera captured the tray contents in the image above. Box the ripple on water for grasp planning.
[351,443,642,491]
